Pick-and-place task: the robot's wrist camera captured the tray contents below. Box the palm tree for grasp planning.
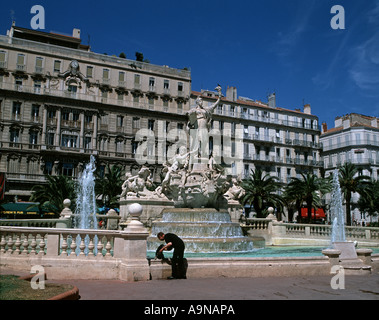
[95,164,123,208]
[241,168,284,218]
[357,179,379,224]
[286,172,331,223]
[338,163,370,226]
[30,175,76,215]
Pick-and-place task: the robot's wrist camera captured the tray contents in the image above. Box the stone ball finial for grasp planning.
[128,203,143,218]
[266,207,277,220]
[63,199,71,208]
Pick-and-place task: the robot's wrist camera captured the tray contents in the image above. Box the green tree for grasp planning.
[357,179,379,223]
[241,169,284,218]
[95,165,123,208]
[286,172,331,223]
[338,163,370,226]
[29,175,76,215]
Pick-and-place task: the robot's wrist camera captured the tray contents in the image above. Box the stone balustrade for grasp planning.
[244,218,379,246]
[0,225,149,281]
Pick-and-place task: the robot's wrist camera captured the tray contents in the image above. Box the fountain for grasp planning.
[322,170,372,274]
[330,169,345,244]
[74,155,98,255]
[120,85,254,255]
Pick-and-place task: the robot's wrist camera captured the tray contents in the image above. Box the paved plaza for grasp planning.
[2,267,378,301]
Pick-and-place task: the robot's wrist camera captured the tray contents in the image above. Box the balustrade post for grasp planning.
[46,233,60,257]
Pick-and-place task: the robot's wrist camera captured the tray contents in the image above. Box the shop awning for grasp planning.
[0,202,40,217]
[300,207,326,219]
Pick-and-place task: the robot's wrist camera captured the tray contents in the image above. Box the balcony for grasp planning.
[16,64,26,71]
[0,81,189,116]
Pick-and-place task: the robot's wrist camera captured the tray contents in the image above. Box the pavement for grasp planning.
[2,267,379,301]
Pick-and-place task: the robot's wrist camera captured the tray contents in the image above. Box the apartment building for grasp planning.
[320,113,379,223]
[190,87,323,184]
[0,25,191,201]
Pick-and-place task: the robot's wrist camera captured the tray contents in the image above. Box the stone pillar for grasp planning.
[92,113,98,150]
[41,105,47,146]
[114,203,150,281]
[55,107,61,147]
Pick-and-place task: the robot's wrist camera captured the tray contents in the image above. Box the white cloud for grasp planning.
[349,31,379,93]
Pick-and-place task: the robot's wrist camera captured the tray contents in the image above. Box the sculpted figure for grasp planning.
[161,146,196,190]
[224,178,245,202]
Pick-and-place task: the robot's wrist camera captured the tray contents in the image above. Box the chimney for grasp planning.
[72,28,81,39]
[371,118,378,128]
[226,86,237,102]
[303,104,311,115]
[322,122,328,133]
[343,119,351,129]
[268,93,276,108]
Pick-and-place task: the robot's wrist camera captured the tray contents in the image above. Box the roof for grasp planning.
[191,91,316,117]
[11,26,89,51]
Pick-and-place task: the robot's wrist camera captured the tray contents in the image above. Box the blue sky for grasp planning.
[1,0,379,128]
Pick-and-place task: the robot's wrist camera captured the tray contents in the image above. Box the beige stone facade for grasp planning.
[0,25,191,200]
[191,88,323,186]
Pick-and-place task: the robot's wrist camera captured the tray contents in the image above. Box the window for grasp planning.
[132,141,138,154]
[177,102,183,114]
[29,131,38,146]
[132,117,140,129]
[163,100,169,112]
[102,68,110,79]
[48,110,56,120]
[34,80,42,93]
[31,104,39,121]
[47,132,55,145]
[61,134,78,148]
[148,119,155,130]
[62,110,70,121]
[164,79,169,89]
[84,137,91,150]
[134,74,140,84]
[12,102,21,120]
[35,57,43,73]
[62,163,74,176]
[119,71,125,83]
[149,77,155,87]
[44,162,53,175]
[86,66,93,78]
[53,60,61,73]
[148,97,154,110]
[10,128,20,144]
[0,50,6,68]
[178,82,183,92]
[17,53,25,70]
[117,115,124,127]
[15,77,23,90]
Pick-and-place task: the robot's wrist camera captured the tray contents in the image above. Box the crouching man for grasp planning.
[157,232,187,279]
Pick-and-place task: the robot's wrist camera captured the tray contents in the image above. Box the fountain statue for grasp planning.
[119,85,253,253]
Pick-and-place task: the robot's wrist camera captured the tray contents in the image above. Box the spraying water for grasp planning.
[330,169,346,244]
[74,155,98,255]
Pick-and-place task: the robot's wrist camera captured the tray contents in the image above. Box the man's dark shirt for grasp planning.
[164,233,185,249]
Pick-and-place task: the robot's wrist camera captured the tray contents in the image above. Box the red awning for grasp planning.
[300,208,326,219]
